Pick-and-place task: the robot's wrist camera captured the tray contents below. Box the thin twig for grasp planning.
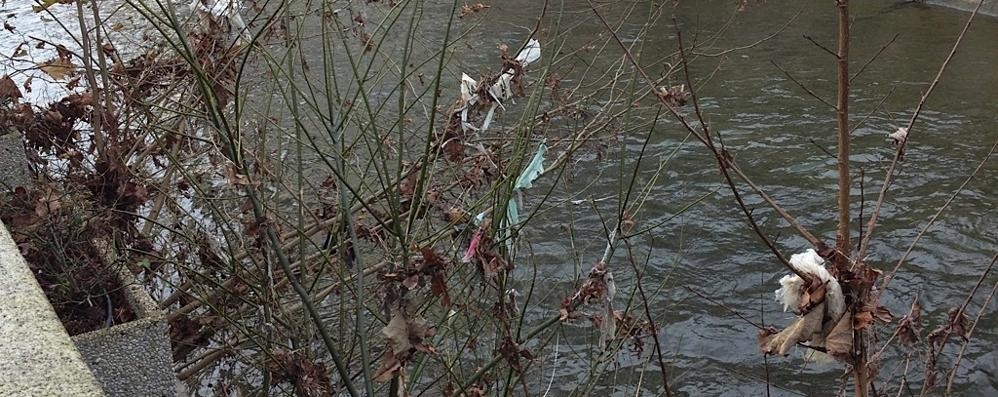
[944,278,998,394]
[858,0,985,261]
[694,7,803,57]
[803,34,839,59]
[624,240,673,397]
[685,286,765,330]
[771,60,836,109]
[918,253,995,396]
[726,160,828,251]
[850,33,899,84]
[878,136,997,293]
[587,0,814,281]
[810,139,838,160]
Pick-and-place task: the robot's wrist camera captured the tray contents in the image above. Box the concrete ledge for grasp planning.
[0,133,31,191]
[72,241,178,397]
[0,221,105,396]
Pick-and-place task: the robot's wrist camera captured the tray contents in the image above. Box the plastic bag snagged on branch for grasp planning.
[456,39,541,133]
[469,141,547,256]
[760,249,849,359]
[192,0,252,42]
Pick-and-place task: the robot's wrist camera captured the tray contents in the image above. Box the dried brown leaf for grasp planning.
[383,312,412,355]
[873,305,893,323]
[825,312,853,362]
[458,3,490,18]
[948,308,969,340]
[402,274,420,290]
[930,307,970,346]
[443,207,469,224]
[0,75,21,102]
[266,349,334,397]
[12,43,27,58]
[799,278,827,313]
[655,84,690,107]
[897,298,922,345]
[373,351,401,383]
[38,57,76,80]
[854,311,874,330]
[431,272,451,308]
[382,311,436,358]
[33,188,62,218]
[760,301,825,356]
[225,165,253,186]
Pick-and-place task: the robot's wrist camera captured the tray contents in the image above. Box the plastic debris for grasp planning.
[192,0,252,42]
[775,249,844,319]
[513,142,547,190]
[888,127,909,147]
[762,248,846,359]
[456,39,541,133]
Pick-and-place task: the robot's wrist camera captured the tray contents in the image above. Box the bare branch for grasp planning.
[694,7,803,57]
[919,254,996,396]
[850,86,898,135]
[803,34,839,59]
[726,160,828,251]
[850,33,900,84]
[810,139,838,160]
[878,136,998,293]
[771,60,837,109]
[944,277,998,395]
[623,240,673,397]
[858,1,987,261]
[834,0,852,266]
[587,0,816,281]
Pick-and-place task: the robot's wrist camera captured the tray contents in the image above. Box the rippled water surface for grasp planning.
[459,1,998,395]
[4,0,995,395]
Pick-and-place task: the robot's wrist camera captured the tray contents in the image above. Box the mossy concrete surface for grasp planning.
[0,222,105,396]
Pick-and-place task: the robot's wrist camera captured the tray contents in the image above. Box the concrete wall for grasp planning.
[0,222,106,396]
[0,133,30,191]
[1,135,176,396]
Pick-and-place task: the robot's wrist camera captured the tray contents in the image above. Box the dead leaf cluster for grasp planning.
[655,84,690,108]
[896,298,923,345]
[265,349,335,397]
[0,75,22,103]
[0,185,136,335]
[458,3,490,18]
[928,307,969,346]
[560,260,613,321]
[497,336,535,373]
[381,247,452,307]
[168,313,216,362]
[374,310,436,382]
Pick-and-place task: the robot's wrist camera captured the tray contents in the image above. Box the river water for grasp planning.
[3,0,995,395]
[453,1,998,395]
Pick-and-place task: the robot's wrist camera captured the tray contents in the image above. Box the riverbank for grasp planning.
[929,0,998,16]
